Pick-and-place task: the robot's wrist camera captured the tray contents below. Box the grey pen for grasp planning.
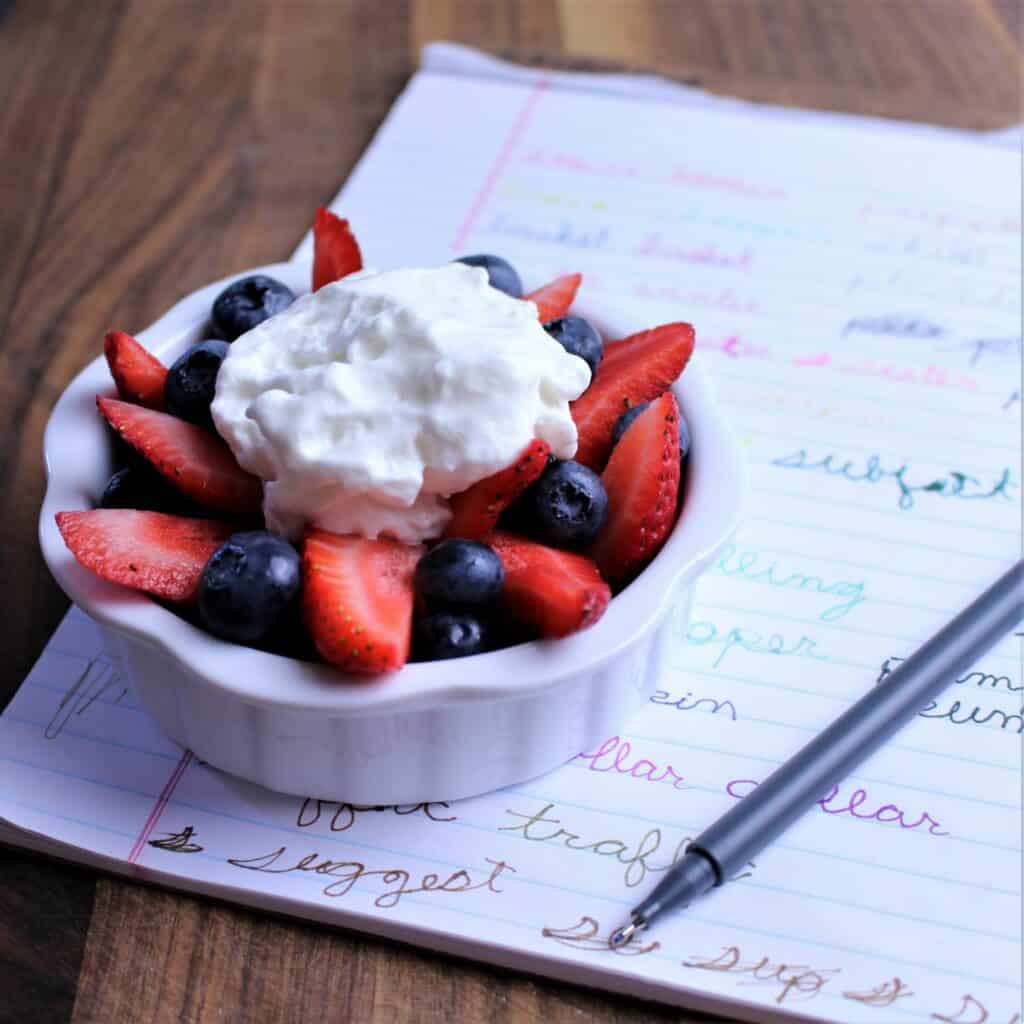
[610,559,1024,947]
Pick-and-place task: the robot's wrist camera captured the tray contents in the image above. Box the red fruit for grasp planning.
[445,440,551,541]
[301,529,423,675]
[103,330,168,410]
[97,397,262,516]
[312,207,363,291]
[570,322,694,470]
[591,392,681,583]
[524,273,582,322]
[489,531,611,638]
[55,510,233,602]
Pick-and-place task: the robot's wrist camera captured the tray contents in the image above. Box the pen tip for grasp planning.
[609,920,641,948]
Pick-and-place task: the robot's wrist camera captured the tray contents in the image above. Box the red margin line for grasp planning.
[128,749,193,864]
[451,78,550,252]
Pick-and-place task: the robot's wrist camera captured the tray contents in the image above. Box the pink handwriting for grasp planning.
[727,779,949,835]
[635,232,752,270]
[520,147,783,198]
[698,334,770,360]
[668,166,785,199]
[787,353,980,390]
[576,736,688,790]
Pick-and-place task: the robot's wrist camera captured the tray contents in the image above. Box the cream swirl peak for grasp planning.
[211,263,591,542]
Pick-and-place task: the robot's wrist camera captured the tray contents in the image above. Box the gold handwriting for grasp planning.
[843,978,914,1007]
[227,845,514,908]
[541,916,660,956]
[683,945,839,1004]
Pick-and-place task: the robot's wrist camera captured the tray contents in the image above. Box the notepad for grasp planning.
[2,47,1021,1024]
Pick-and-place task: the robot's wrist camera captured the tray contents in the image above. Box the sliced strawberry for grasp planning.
[445,440,551,541]
[525,273,582,323]
[570,322,694,470]
[312,207,363,291]
[591,392,681,584]
[97,397,262,517]
[301,529,423,675]
[55,510,233,602]
[104,330,168,410]
[490,531,611,638]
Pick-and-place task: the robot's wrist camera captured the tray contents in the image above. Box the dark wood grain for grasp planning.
[0,1,1018,1022]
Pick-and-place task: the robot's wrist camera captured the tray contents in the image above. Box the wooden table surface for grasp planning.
[1,1,1019,1021]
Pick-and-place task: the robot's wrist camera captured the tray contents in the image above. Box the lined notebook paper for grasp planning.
[2,52,1021,1024]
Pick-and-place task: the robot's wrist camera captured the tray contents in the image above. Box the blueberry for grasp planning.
[524,459,608,548]
[611,402,692,460]
[211,274,295,341]
[198,531,301,646]
[415,539,504,608]
[455,254,523,298]
[610,402,650,448]
[544,316,604,377]
[413,611,489,661]
[100,464,185,513]
[164,340,230,427]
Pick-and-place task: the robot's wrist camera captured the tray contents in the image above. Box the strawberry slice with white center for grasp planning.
[55,510,234,602]
[97,397,262,517]
[312,207,363,291]
[445,439,551,540]
[104,330,168,410]
[591,391,681,583]
[489,530,611,638]
[301,529,424,675]
[570,322,694,471]
[524,273,582,322]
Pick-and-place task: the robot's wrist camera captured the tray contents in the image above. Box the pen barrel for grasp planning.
[691,560,1024,881]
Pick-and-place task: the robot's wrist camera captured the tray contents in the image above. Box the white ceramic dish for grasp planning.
[39,261,745,804]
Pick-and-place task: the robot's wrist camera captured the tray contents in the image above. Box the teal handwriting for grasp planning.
[711,543,866,621]
[685,619,827,668]
[772,449,1016,511]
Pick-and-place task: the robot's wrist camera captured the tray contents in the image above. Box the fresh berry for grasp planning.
[525,273,582,322]
[103,330,168,410]
[164,340,230,427]
[55,510,233,602]
[197,531,301,645]
[610,402,650,448]
[592,392,681,583]
[97,397,262,516]
[489,531,611,638]
[413,611,489,661]
[522,459,608,549]
[571,322,694,470]
[312,207,363,291]
[100,464,190,513]
[455,254,523,297]
[611,401,692,461]
[415,539,504,608]
[543,315,603,378]
[211,274,295,341]
[445,439,550,540]
[301,530,423,675]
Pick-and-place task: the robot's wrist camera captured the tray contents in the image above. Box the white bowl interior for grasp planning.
[39,262,746,715]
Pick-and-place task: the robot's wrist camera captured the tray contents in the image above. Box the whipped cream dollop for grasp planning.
[211,264,591,542]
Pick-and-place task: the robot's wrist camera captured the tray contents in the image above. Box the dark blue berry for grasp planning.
[415,539,504,608]
[611,401,692,460]
[211,274,295,341]
[455,254,523,297]
[198,531,301,646]
[100,464,184,513]
[164,340,229,427]
[544,316,604,377]
[610,402,650,448]
[525,459,608,548]
[414,611,489,661]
